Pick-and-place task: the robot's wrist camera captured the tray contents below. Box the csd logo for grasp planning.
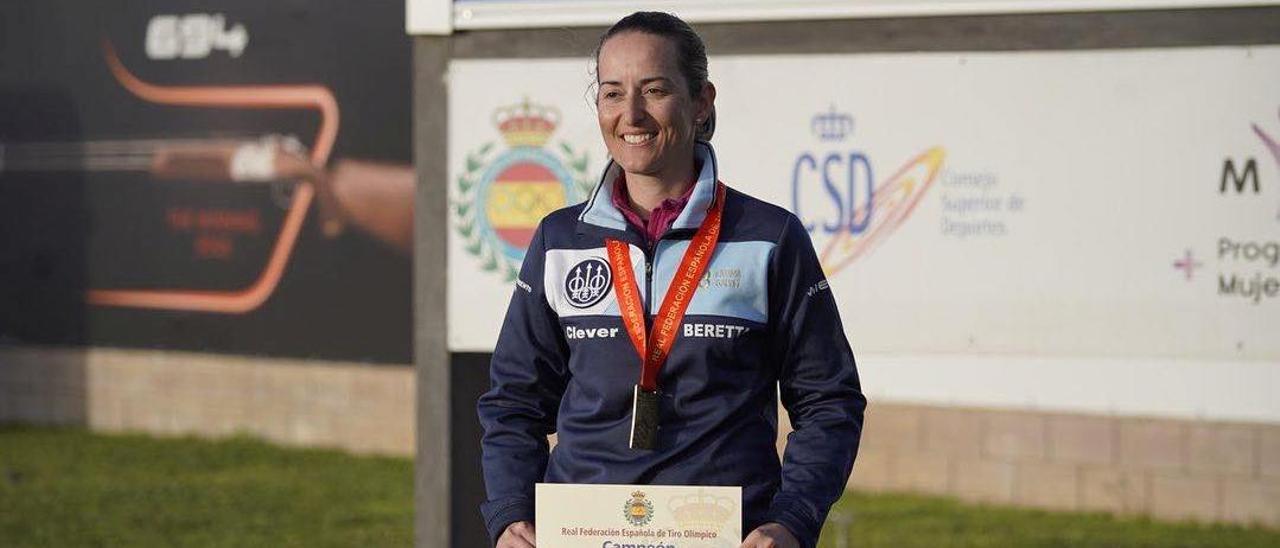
[789,104,946,277]
[792,106,873,236]
[564,258,611,308]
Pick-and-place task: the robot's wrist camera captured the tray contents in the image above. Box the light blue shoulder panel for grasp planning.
[650,240,774,323]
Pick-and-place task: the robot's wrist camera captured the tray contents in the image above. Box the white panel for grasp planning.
[544,246,646,317]
[406,0,452,35]
[447,47,1280,421]
[709,48,1280,362]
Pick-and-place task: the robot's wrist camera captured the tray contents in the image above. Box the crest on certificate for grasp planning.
[623,490,655,526]
[669,490,736,531]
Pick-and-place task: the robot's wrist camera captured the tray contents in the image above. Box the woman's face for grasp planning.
[596,32,712,182]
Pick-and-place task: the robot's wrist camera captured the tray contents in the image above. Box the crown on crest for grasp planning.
[811,104,854,142]
[493,97,561,147]
[669,491,735,530]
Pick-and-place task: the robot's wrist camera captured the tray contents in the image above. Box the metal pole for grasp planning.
[414,34,451,548]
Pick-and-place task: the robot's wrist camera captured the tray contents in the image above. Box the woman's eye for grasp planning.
[602,90,622,100]
[644,87,667,96]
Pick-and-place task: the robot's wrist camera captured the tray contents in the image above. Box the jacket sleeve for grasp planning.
[476,221,570,545]
[763,215,866,548]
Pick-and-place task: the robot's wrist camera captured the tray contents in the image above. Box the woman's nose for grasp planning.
[622,93,647,124]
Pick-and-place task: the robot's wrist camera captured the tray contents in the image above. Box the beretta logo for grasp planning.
[564,258,612,308]
[623,490,655,526]
[452,98,594,281]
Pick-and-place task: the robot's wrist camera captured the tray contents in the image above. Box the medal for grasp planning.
[629,385,661,450]
[607,181,727,451]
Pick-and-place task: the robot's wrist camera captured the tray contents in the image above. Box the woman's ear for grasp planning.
[695,82,717,141]
[698,81,717,121]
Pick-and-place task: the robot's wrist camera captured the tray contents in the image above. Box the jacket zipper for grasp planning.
[643,229,685,319]
[641,227,688,321]
[644,242,655,322]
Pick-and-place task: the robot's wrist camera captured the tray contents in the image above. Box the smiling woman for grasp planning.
[478,11,866,548]
[593,25,714,207]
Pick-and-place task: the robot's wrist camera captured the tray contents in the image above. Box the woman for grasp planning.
[478,12,864,548]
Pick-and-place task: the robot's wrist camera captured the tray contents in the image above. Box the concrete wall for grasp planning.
[0,346,414,456]
[826,402,1280,527]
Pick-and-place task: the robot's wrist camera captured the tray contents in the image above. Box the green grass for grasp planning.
[1,426,1277,547]
[819,492,1279,547]
[0,426,412,547]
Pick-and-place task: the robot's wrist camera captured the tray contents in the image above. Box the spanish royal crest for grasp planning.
[452,97,595,281]
[623,490,655,527]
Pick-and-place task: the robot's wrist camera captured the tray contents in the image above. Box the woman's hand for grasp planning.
[497,520,536,548]
[740,522,799,548]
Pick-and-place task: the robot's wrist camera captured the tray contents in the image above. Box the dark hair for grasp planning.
[594,11,716,141]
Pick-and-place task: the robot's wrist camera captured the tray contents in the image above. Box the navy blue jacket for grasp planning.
[478,142,865,548]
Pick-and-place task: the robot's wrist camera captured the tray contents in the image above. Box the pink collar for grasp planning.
[611,172,697,248]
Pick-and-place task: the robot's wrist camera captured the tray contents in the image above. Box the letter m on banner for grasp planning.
[1220,158,1260,194]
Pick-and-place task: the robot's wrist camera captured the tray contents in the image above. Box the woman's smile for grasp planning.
[622,133,655,145]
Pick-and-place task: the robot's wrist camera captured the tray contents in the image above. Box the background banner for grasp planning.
[0,0,413,363]
[448,46,1280,419]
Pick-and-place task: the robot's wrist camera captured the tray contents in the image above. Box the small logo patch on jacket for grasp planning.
[564,258,612,308]
[700,268,742,289]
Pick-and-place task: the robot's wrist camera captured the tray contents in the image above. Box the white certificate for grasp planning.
[536,483,742,548]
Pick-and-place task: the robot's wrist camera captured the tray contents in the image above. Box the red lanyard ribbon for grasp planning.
[605,181,727,392]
